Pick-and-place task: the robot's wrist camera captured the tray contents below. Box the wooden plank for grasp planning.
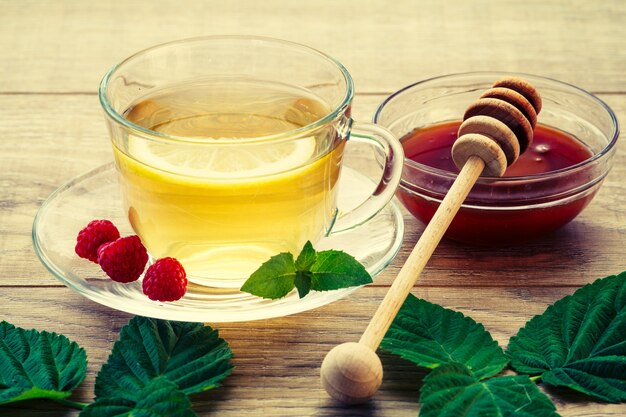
[0,286,624,416]
[0,0,625,94]
[1,94,626,287]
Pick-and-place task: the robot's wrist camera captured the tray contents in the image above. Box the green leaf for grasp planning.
[80,377,196,417]
[240,242,372,299]
[309,250,372,291]
[295,241,317,271]
[419,363,560,417]
[381,295,508,379]
[508,272,626,402]
[294,271,312,298]
[0,321,15,337]
[240,252,296,299]
[0,321,87,405]
[94,317,233,402]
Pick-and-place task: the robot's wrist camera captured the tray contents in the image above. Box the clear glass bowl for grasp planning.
[374,72,619,245]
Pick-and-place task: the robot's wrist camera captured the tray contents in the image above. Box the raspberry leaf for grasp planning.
[419,363,560,417]
[508,272,626,402]
[94,317,233,402]
[381,295,508,379]
[0,321,87,405]
[80,377,196,417]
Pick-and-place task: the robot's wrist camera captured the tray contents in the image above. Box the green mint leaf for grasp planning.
[381,295,508,379]
[295,241,317,271]
[294,271,312,298]
[508,271,626,402]
[0,321,87,405]
[240,243,371,299]
[419,363,560,417]
[94,317,233,402]
[240,252,297,299]
[309,250,372,291]
[80,377,196,417]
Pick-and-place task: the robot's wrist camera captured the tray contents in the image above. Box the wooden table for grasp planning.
[1,1,625,415]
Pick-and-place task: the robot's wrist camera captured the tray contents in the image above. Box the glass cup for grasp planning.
[374,72,619,245]
[99,36,403,288]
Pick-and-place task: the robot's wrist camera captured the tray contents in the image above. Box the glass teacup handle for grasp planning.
[330,122,404,233]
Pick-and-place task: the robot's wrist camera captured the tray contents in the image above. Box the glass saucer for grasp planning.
[32,163,404,323]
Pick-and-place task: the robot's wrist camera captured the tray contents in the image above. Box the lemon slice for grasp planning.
[128,135,317,179]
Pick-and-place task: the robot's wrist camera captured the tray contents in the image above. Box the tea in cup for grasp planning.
[99,36,403,288]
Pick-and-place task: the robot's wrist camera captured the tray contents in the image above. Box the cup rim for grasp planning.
[98,35,354,145]
[373,71,620,183]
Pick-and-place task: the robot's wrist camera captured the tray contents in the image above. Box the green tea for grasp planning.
[113,79,344,287]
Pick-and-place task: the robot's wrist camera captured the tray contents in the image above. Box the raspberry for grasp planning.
[75,220,120,263]
[97,235,148,283]
[142,257,187,302]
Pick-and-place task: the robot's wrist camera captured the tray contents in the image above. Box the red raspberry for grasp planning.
[142,257,187,302]
[97,235,148,283]
[75,220,120,263]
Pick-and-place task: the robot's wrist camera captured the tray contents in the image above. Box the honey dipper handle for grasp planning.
[359,155,485,350]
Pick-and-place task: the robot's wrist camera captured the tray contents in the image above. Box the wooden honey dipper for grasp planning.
[320,77,542,404]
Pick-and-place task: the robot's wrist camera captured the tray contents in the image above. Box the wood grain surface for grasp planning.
[1,1,626,416]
